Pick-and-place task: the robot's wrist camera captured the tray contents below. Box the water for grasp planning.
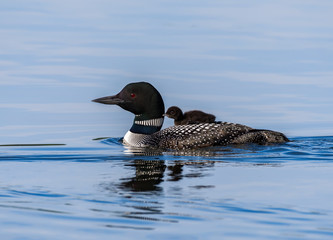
[1,136,333,239]
[1,1,333,239]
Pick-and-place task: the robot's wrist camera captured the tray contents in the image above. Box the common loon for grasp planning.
[164,106,216,125]
[92,82,289,150]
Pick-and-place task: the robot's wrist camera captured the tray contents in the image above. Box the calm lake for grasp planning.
[1,1,333,239]
[1,136,333,239]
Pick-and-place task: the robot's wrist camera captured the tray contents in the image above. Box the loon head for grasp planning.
[92,82,165,135]
[93,82,165,120]
[164,106,183,121]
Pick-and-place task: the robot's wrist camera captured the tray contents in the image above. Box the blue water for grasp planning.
[1,0,333,239]
[1,136,333,239]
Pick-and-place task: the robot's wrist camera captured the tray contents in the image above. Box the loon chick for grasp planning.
[92,82,288,150]
[164,106,216,125]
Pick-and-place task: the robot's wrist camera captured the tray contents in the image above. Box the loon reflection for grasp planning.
[120,160,166,192]
[104,159,215,193]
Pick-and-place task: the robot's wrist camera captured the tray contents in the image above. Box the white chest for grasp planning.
[123,131,148,147]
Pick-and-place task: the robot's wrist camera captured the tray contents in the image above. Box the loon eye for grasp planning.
[130,93,136,98]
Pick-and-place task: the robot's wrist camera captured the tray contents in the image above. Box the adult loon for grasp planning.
[164,106,216,125]
[92,82,288,150]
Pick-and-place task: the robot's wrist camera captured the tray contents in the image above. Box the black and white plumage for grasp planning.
[92,82,288,150]
[143,122,288,149]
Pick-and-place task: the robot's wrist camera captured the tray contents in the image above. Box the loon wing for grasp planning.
[231,129,289,145]
[144,122,287,150]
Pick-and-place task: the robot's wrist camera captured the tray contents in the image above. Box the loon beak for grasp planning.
[92,95,125,105]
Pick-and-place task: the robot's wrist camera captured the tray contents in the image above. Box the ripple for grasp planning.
[1,136,333,239]
[8,190,67,198]
[1,137,333,164]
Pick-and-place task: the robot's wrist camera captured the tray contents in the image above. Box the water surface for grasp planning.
[1,136,333,239]
[1,2,333,238]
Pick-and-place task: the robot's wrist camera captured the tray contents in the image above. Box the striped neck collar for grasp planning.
[134,117,164,127]
[130,117,164,135]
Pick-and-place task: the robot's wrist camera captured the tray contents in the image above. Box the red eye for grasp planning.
[130,93,136,98]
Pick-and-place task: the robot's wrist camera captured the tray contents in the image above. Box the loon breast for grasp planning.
[123,131,150,147]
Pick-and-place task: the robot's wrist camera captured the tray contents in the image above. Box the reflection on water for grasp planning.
[1,137,333,239]
[99,158,220,231]
[110,159,215,193]
[120,160,166,192]
[167,162,183,182]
